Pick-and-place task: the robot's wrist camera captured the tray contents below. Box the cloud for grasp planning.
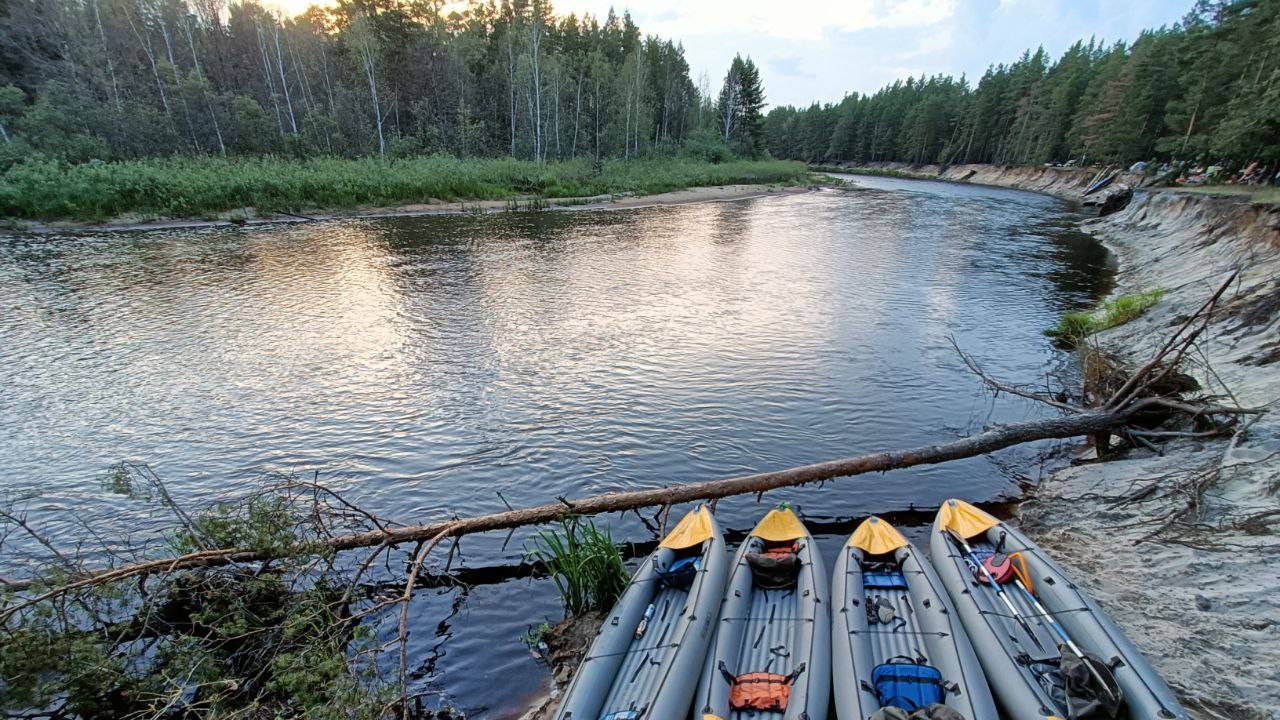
[769,56,817,79]
[559,0,958,40]
[892,25,955,61]
[277,0,1196,109]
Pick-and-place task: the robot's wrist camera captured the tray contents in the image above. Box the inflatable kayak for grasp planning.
[1085,172,1117,195]
[930,499,1188,720]
[553,505,728,720]
[832,516,998,719]
[694,505,830,720]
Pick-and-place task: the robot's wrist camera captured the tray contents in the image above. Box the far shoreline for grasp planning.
[7,184,815,236]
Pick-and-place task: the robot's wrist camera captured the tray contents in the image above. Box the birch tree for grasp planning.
[348,16,385,157]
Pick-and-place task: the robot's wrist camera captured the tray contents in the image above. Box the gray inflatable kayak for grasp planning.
[553,505,728,720]
[694,505,829,720]
[832,515,998,720]
[930,499,1188,720]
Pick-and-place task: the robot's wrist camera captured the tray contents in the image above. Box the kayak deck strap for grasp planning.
[848,629,949,637]
[719,616,814,622]
[976,606,1093,622]
[586,641,681,661]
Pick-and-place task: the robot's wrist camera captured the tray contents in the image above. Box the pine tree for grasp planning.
[738,56,766,158]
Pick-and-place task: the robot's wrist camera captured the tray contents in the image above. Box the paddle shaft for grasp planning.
[1011,577,1119,703]
[948,530,1045,652]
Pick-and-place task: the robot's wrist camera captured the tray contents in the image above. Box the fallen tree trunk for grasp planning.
[2,406,1135,602]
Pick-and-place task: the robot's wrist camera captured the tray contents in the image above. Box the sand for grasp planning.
[1019,190,1280,719]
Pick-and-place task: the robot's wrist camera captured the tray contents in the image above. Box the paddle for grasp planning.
[1004,551,1121,706]
[947,529,1047,653]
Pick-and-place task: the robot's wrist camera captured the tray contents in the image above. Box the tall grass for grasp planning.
[1046,288,1166,344]
[0,154,810,221]
[530,516,628,617]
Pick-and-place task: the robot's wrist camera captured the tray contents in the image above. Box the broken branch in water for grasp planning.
[0,406,1147,612]
[4,269,1265,617]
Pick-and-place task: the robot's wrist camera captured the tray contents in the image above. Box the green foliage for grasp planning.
[175,495,315,556]
[521,621,553,651]
[1,476,394,719]
[681,128,735,163]
[1045,289,1167,343]
[767,1,1280,167]
[0,155,808,221]
[0,607,129,715]
[530,516,628,617]
[717,55,768,158]
[1170,184,1280,205]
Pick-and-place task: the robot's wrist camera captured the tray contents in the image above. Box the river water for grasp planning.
[0,175,1110,715]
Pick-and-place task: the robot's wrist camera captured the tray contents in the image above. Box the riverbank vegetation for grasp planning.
[531,517,628,617]
[0,155,808,221]
[1046,289,1167,344]
[1169,184,1280,206]
[766,1,1280,168]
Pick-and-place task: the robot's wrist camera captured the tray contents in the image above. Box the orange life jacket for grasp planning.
[728,672,792,712]
[760,540,799,559]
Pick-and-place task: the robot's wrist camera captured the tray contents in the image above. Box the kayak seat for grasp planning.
[969,549,1016,585]
[746,541,801,589]
[870,658,945,712]
[760,540,799,558]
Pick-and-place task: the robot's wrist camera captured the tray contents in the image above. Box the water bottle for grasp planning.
[635,602,656,639]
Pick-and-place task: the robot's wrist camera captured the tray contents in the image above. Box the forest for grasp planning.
[0,0,786,220]
[765,0,1280,168]
[0,0,770,167]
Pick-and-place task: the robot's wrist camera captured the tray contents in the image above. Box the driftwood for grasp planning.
[0,400,1195,613]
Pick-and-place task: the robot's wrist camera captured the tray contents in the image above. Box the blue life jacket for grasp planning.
[871,659,945,711]
[657,555,700,588]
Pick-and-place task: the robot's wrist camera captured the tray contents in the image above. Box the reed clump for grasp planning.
[530,516,628,617]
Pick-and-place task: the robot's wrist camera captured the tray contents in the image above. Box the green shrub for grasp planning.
[1046,288,1166,343]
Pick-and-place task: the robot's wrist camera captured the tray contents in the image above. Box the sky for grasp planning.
[267,0,1196,108]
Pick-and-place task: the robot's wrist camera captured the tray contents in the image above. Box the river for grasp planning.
[0,175,1111,715]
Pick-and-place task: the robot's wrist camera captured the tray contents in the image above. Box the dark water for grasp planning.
[0,174,1110,715]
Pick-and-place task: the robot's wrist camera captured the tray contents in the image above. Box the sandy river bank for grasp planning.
[1020,190,1280,719]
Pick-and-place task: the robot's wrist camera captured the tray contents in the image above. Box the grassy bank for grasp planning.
[0,155,810,222]
[1045,289,1166,344]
